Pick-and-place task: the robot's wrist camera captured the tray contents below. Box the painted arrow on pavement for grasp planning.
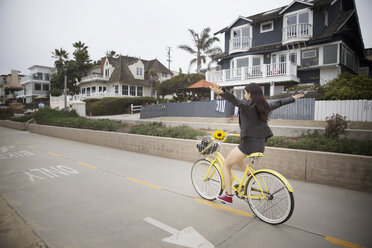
[144,217,214,248]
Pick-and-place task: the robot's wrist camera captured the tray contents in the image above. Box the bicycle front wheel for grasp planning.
[191,159,222,200]
[245,172,294,225]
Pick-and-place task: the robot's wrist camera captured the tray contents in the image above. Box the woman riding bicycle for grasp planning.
[210,83,304,204]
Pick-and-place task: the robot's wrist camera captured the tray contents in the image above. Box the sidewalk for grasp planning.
[88,113,372,140]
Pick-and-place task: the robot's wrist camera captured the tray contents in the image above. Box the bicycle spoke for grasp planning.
[246,172,294,224]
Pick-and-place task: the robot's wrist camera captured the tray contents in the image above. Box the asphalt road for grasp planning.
[0,126,371,248]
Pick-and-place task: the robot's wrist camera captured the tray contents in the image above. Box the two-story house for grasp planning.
[207,0,372,99]
[77,55,173,99]
[17,65,55,104]
[0,70,24,105]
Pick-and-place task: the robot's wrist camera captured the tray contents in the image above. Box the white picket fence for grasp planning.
[314,100,372,122]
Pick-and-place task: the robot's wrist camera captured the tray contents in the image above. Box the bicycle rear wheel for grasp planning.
[245,172,294,225]
[191,159,222,200]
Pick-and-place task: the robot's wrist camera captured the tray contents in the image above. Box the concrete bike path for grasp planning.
[0,126,371,248]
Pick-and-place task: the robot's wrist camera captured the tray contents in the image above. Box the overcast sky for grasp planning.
[0,0,371,75]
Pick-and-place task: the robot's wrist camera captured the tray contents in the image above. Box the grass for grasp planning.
[33,108,122,131]
[129,122,206,140]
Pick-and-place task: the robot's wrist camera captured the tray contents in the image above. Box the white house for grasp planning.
[17,65,55,104]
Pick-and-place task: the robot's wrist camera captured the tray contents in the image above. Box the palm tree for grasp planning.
[178,27,222,73]
[73,41,91,77]
[105,50,119,58]
[51,48,69,70]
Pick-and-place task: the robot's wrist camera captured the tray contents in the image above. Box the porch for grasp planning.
[206,61,300,97]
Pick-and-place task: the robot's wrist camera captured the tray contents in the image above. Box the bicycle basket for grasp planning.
[196,137,219,155]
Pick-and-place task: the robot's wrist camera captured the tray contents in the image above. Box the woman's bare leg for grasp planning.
[222,147,247,195]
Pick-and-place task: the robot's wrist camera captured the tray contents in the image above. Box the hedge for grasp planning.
[84,97,156,116]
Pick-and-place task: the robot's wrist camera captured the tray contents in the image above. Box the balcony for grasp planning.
[282,23,312,45]
[80,74,108,84]
[229,36,252,54]
[206,62,299,85]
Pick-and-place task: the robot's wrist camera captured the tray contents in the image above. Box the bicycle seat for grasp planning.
[246,152,263,158]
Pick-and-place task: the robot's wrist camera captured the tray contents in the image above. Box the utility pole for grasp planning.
[64,75,67,110]
[166,46,172,70]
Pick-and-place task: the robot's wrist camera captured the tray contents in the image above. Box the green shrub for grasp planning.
[322,72,372,100]
[129,122,206,140]
[0,108,13,120]
[85,97,156,116]
[11,115,34,123]
[325,114,349,138]
[266,132,372,156]
[33,108,121,131]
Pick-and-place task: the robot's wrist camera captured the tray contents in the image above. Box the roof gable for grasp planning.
[215,16,253,35]
[279,0,313,15]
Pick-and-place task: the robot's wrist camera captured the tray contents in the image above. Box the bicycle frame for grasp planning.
[205,150,293,200]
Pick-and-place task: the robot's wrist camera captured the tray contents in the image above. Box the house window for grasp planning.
[234,57,249,77]
[105,69,110,78]
[152,89,156,97]
[260,21,274,33]
[302,50,316,59]
[162,72,168,78]
[87,87,91,96]
[231,25,251,49]
[136,67,143,76]
[130,85,136,96]
[122,85,128,95]
[302,49,318,66]
[99,86,102,92]
[114,85,119,94]
[32,73,43,80]
[323,44,338,64]
[92,86,96,93]
[82,88,86,94]
[44,74,50,81]
[137,86,143,97]
[43,84,49,91]
[34,83,41,91]
[290,52,297,64]
[284,10,311,39]
[342,46,354,70]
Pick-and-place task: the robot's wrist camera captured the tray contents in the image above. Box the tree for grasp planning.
[157,73,205,100]
[105,50,119,58]
[73,41,91,79]
[322,72,372,100]
[49,60,80,95]
[178,27,222,73]
[51,48,69,70]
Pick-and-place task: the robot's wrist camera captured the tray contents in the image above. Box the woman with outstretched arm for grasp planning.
[210,83,304,204]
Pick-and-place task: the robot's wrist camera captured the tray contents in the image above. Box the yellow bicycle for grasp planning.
[191,130,294,225]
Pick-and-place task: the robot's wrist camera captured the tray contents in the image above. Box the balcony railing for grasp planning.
[282,23,312,44]
[206,62,297,83]
[80,74,108,83]
[229,36,252,52]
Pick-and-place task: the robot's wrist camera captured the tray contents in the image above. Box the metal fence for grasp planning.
[315,100,372,122]
[268,98,315,120]
[140,98,371,121]
[140,100,235,119]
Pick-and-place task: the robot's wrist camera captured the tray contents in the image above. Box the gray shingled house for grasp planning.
[207,0,372,99]
[77,55,173,99]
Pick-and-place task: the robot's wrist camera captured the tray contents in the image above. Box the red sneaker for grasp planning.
[217,193,233,205]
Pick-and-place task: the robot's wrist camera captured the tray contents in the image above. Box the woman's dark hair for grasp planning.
[245,83,270,122]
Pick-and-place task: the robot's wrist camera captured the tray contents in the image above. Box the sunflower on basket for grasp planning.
[213,130,227,141]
